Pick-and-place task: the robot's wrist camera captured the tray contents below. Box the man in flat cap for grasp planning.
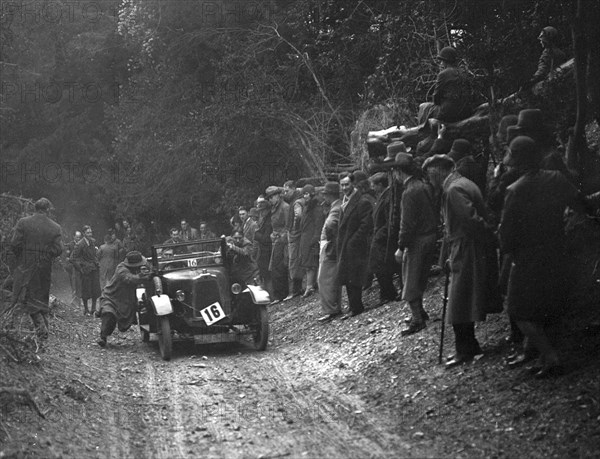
[266,186,290,304]
[423,155,489,367]
[10,198,63,339]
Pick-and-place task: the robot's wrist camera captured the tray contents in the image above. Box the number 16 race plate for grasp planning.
[200,301,226,325]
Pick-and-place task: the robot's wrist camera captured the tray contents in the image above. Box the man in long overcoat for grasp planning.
[500,136,580,378]
[317,182,343,322]
[430,47,471,123]
[266,186,289,303]
[72,225,101,316]
[393,154,438,336]
[253,196,273,294]
[424,155,488,367]
[10,198,63,338]
[298,184,325,298]
[97,251,150,347]
[283,180,305,300]
[98,233,121,289]
[337,173,373,319]
[367,172,399,306]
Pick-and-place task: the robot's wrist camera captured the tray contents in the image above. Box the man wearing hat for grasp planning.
[253,195,273,294]
[429,46,472,123]
[392,154,438,335]
[337,172,374,319]
[283,180,305,301]
[423,155,489,367]
[96,251,151,347]
[507,109,573,182]
[317,182,343,322]
[367,172,400,307]
[526,26,566,89]
[500,136,579,378]
[298,184,325,298]
[10,198,63,339]
[266,186,290,304]
[447,139,486,193]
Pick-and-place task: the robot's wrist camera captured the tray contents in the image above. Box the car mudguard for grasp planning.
[151,294,173,316]
[243,285,271,305]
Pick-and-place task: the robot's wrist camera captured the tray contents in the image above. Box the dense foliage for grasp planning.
[0,0,597,234]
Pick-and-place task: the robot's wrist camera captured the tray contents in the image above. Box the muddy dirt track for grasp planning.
[0,270,429,459]
[2,265,600,459]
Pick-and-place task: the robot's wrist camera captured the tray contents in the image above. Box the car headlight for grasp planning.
[231,283,242,295]
[214,256,222,264]
[175,290,185,302]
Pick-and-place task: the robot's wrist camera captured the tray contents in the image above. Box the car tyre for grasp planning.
[252,305,269,351]
[158,316,172,361]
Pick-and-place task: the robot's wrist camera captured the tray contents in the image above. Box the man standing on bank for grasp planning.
[97,251,150,347]
[393,153,438,336]
[337,172,373,320]
[423,155,488,367]
[10,198,63,339]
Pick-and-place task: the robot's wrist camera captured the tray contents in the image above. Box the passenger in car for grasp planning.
[226,230,259,285]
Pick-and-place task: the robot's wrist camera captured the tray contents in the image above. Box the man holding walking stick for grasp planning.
[423,155,488,368]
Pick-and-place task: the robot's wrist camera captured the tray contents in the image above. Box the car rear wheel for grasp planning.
[158,316,172,361]
[251,305,269,351]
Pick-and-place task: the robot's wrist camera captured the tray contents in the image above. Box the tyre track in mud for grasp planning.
[26,277,424,458]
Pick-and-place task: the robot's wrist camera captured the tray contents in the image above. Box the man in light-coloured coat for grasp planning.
[316,182,342,322]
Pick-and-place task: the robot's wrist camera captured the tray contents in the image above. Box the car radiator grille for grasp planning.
[193,278,229,319]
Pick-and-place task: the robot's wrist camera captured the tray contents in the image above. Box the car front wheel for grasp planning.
[251,305,269,351]
[158,316,172,361]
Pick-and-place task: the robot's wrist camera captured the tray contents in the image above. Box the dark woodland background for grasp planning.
[1,0,599,236]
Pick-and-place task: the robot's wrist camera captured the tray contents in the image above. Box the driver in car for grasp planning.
[226,230,259,285]
[96,251,151,347]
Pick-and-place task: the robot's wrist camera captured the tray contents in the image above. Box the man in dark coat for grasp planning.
[10,198,63,339]
[283,180,305,300]
[72,225,101,316]
[367,172,399,306]
[253,196,273,294]
[430,47,471,123]
[267,186,290,303]
[424,155,488,367]
[64,230,83,306]
[97,251,150,347]
[226,230,259,285]
[526,26,567,88]
[500,136,580,378]
[337,172,374,319]
[298,184,325,298]
[447,139,486,195]
[393,154,438,336]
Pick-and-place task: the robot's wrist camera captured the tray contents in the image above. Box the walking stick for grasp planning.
[438,265,450,364]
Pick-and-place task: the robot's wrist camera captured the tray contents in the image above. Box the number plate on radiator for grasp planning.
[200,301,226,325]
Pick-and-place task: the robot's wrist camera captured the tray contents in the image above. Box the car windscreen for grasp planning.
[152,239,223,271]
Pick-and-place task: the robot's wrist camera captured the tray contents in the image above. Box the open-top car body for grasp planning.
[137,237,270,360]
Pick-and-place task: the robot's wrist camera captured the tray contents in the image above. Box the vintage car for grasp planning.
[136,237,270,360]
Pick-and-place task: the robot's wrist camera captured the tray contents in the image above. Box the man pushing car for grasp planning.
[96,251,151,347]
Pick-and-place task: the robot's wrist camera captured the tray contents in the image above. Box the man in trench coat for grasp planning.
[424,155,488,367]
[10,198,63,339]
[97,251,150,347]
[337,172,373,320]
